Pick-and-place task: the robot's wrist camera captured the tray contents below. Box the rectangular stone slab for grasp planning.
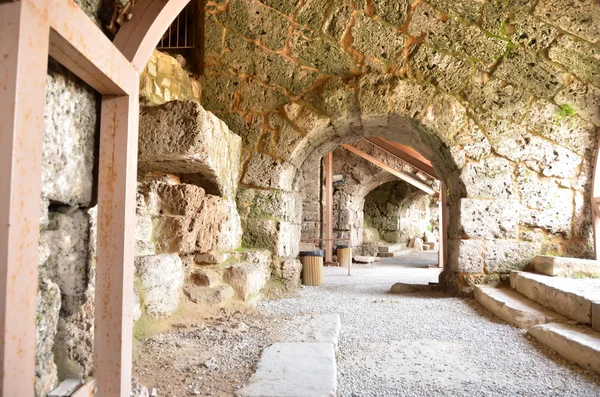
[532,255,600,277]
[237,343,337,397]
[283,314,341,350]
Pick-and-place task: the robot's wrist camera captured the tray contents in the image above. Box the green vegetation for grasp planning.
[557,104,577,120]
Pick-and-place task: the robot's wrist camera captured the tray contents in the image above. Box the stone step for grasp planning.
[510,271,600,325]
[528,322,600,373]
[185,284,235,306]
[474,285,565,329]
[236,343,337,397]
[377,249,414,258]
[353,256,380,264]
[532,255,600,278]
[378,243,406,253]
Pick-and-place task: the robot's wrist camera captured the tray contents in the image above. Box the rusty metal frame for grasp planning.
[324,152,334,263]
[0,0,186,395]
[592,136,600,260]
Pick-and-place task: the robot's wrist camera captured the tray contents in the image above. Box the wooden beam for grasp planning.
[365,137,437,178]
[324,152,333,263]
[341,144,438,196]
[438,183,448,269]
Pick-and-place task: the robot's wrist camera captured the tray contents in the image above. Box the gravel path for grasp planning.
[259,252,600,397]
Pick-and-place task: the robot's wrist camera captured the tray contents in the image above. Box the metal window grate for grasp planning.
[157,1,195,49]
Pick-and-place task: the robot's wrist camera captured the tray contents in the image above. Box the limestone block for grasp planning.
[40,210,90,315]
[534,0,600,43]
[548,35,600,88]
[190,269,222,287]
[135,254,184,317]
[196,251,230,264]
[54,294,95,380]
[243,219,301,258]
[423,230,436,243]
[138,100,242,197]
[237,188,302,224]
[281,259,302,288]
[414,238,424,251]
[459,199,519,240]
[555,80,600,127]
[43,62,97,207]
[411,46,474,94]
[140,50,198,106]
[448,239,484,273]
[463,75,532,122]
[289,30,355,75]
[242,153,295,192]
[133,288,142,322]
[460,157,514,199]
[483,240,539,273]
[226,262,270,300]
[35,277,61,397]
[352,13,406,61]
[186,285,235,306]
[152,215,201,254]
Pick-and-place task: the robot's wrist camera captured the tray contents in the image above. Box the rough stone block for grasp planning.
[352,13,406,61]
[555,81,600,127]
[242,153,295,192]
[186,285,235,306]
[548,35,600,88]
[43,62,97,207]
[40,210,90,315]
[135,254,184,317]
[190,268,222,287]
[448,239,484,273]
[237,187,302,223]
[459,199,519,240]
[411,46,474,94]
[281,259,302,288]
[534,0,600,43]
[290,30,355,75]
[138,100,242,197]
[483,240,539,274]
[35,277,61,397]
[226,262,270,300]
[460,157,514,199]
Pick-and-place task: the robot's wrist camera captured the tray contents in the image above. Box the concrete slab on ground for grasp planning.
[284,314,341,350]
[474,285,565,329]
[236,342,337,397]
[532,255,600,278]
[510,271,600,324]
[529,322,600,373]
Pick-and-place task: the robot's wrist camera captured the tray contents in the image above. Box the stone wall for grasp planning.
[197,0,599,293]
[364,181,438,245]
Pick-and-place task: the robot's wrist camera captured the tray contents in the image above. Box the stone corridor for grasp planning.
[3,0,600,395]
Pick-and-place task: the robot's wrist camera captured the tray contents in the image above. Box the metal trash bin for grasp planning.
[337,244,351,268]
[299,250,324,286]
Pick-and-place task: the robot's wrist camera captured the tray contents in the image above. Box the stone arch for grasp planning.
[196,0,599,293]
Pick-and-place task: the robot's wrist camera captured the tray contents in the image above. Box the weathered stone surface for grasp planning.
[54,294,94,380]
[354,256,380,264]
[190,268,222,287]
[494,48,567,98]
[226,262,270,300]
[40,210,90,315]
[523,99,598,158]
[43,61,97,207]
[140,50,199,106]
[461,157,515,199]
[549,35,600,88]
[185,285,235,306]
[459,199,519,240]
[352,14,405,62]
[483,240,539,273]
[35,277,61,397]
[413,238,424,251]
[555,81,600,127]
[138,100,242,197]
[290,30,355,75]
[242,219,300,258]
[463,75,532,122]
[281,259,302,288]
[534,0,600,43]
[421,94,469,145]
[237,343,337,397]
[411,46,474,94]
[242,153,295,192]
[237,188,302,223]
[532,255,600,278]
[135,254,184,317]
[448,239,483,273]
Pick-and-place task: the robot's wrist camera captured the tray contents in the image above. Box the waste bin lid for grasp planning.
[336,244,349,249]
[299,250,324,257]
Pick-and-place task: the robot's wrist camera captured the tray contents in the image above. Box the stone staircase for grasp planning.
[475,255,600,372]
[377,243,411,257]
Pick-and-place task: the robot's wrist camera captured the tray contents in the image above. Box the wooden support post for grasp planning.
[94,94,139,396]
[438,184,448,269]
[340,144,438,196]
[0,2,49,394]
[325,152,333,263]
